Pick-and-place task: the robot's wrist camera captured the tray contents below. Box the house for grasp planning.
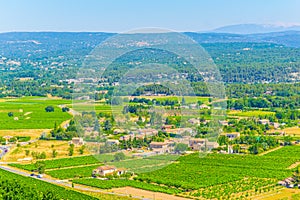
[206,142,219,150]
[188,118,200,125]
[71,137,85,146]
[224,132,240,140]
[138,128,158,137]
[259,119,270,125]
[199,104,210,109]
[161,125,174,130]
[272,122,280,129]
[165,128,193,135]
[150,142,170,154]
[113,129,126,134]
[92,165,126,177]
[219,120,229,126]
[189,138,219,151]
[189,138,206,150]
[119,134,132,141]
[189,103,198,109]
[106,139,120,145]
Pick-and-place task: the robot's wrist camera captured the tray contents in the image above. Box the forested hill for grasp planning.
[0,31,299,97]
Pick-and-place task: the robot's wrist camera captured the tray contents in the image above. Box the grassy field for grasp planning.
[9,145,300,199]
[228,110,275,117]
[3,140,90,162]
[46,164,102,179]
[130,96,210,104]
[0,168,135,200]
[0,129,50,138]
[0,168,97,200]
[12,154,178,179]
[0,97,72,129]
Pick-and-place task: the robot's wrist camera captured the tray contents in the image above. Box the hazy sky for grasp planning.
[0,0,300,32]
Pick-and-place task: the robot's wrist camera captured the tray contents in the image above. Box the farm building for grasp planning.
[219,120,229,126]
[161,125,175,130]
[189,138,219,151]
[92,165,126,177]
[138,128,158,137]
[278,177,295,188]
[150,141,171,154]
[223,132,240,140]
[258,119,270,125]
[164,128,194,135]
[199,104,210,109]
[106,139,120,145]
[188,118,200,125]
[70,137,85,146]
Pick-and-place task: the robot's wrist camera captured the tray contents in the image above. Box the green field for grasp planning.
[9,155,101,170]
[46,165,102,179]
[228,110,275,117]
[9,145,300,199]
[0,97,72,129]
[12,154,178,179]
[73,178,182,194]
[43,155,177,179]
[0,168,97,200]
[131,96,210,104]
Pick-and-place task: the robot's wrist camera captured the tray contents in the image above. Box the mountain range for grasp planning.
[211,23,300,34]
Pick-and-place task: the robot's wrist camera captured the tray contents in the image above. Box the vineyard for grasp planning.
[46,165,102,179]
[45,155,176,179]
[72,178,182,194]
[0,97,72,129]
[0,168,97,199]
[9,155,101,170]
[8,146,300,199]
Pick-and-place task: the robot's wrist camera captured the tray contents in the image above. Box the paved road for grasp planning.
[0,165,150,200]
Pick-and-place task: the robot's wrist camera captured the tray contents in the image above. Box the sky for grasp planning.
[0,0,300,33]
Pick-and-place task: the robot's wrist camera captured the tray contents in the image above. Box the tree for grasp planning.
[45,106,55,112]
[111,97,123,105]
[114,152,126,161]
[25,150,30,156]
[174,143,188,153]
[52,149,58,158]
[79,145,85,155]
[104,120,112,131]
[248,144,260,154]
[7,112,14,117]
[62,107,70,112]
[181,97,186,105]
[68,144,74,156]
[35,161,45,174]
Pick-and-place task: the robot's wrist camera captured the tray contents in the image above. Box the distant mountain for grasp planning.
[185,31,300,48]
[212,24,300,34]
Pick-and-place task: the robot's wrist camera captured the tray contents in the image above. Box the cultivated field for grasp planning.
[0,97,72,129]
[3,140,90,162]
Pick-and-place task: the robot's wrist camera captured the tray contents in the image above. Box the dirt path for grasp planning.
[288,161,300,169]
[259,146,283,156]
[110,186,190,200]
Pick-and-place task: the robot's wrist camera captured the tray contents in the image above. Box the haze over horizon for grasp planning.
[0,0,300,33]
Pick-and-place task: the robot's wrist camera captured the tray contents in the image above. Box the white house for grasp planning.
[70,137,85,146]
[92,165,125,177]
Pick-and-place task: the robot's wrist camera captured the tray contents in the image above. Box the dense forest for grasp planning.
[0,32,299,98]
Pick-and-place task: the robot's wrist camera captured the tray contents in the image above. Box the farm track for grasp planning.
[287,161,300,169]
[258,146,283,156]
[0,164,191,200]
